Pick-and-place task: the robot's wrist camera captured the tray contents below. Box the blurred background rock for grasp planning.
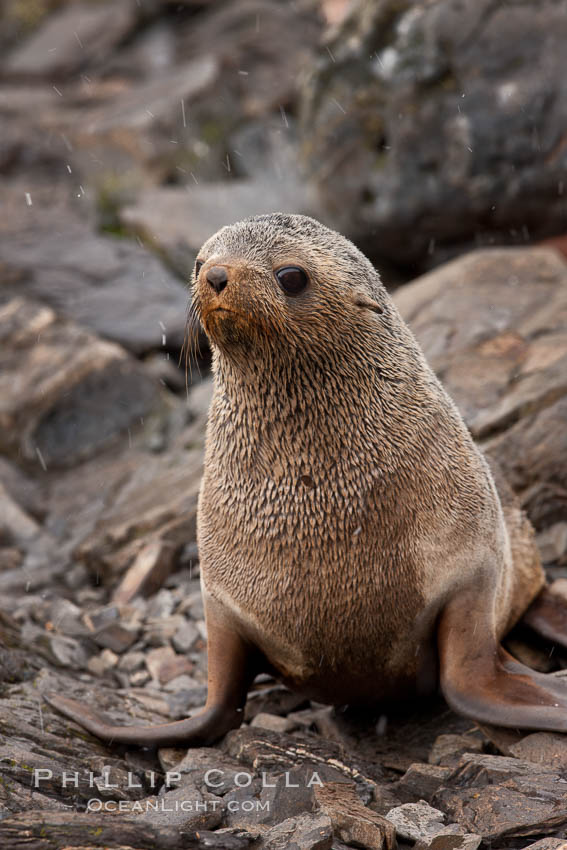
[301,0,567,276]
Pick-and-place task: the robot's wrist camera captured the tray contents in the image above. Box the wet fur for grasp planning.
[193,214,545,706]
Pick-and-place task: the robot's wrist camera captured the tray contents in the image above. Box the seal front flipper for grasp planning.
[520,585,567,650]
[46,603,261,748]
[438,587,567,733]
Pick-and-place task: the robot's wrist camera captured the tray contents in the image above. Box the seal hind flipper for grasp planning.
[47,604,260,747]
[439,588,567,732]
[520,585,567,650]
[44,694,244,747]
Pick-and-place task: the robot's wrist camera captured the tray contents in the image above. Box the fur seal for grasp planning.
[48,213,567,746]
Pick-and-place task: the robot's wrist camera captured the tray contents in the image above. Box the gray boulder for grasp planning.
[300,0,567,270]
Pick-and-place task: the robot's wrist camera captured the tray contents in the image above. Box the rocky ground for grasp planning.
[1,2,567,849]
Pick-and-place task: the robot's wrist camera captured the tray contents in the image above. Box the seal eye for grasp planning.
[195,260,203,277]
[275,266,308,296]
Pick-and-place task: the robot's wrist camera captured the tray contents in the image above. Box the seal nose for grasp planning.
[206,266,228,294]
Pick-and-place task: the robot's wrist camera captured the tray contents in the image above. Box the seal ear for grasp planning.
[352,293,384,314]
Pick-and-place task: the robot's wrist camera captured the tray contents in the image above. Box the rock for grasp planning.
[166,685,208,719]
[549,578,567,600]
[416,831,482,850]
[187,378,214,421]
[250,712,298,734]
[93,622,140,654]
[178,590,206,620]
[120,178,315,277]
[384,802,446,842]
[433,753,567,840]
[448,753,561,785]
[395,247,567,437]
[83,56,218,135]
[537,523,567,564]
[144,615,186,648]
[225,764,320,829]
[46,599,87,638]
[0,547,23,570]
[46,635,88,670]
[55,373,205,575]
[509,732,567,772]
[395,763,452,802]
[162,674,200,693]
[120,783,223,831]
[0,298,161,468]
[229,119,302,182]
[301,0,567,269]
[260,813,333,850]
[112,539,180,604]
[76,461,203,582]
[143,352,187,393]
[172,618,199,653]
[484,407,567,534]
[3,2,137,78]
[0,560,64,595]
[129,670,151,687]
[87,648,119,676]
[146,646,194,684]
[175,0,321,119]
[521,841,567,850]
[245,685,308,724]
[0,481,41,543]
[474,724,525,757]
[314,782,396,850]
[0,707,145,803]
[118,651,146,674]
[259,767,318,821]
[0,226,189,355]
[62,563,90,590]
[83,605,120,633]
[0,456,46,521]
[146,589,176,620]
[65,55,222,193]
[0,811,245,849]
[158,745,247,789]
[224,727,384,795]
[428,734,483,767]
[125,688,170,718]
[0,781,71,814]
[394,247,567,528]
[434,785,567,841]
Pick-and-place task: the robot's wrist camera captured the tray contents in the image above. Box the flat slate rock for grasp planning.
[0,224,189,354]
[68,403,208,582]
[315,781,395,850]
[394,246,567,529]
[509,732,567,772]
[300,0,567,268]
[433,753,567,841]
[0,298,161,468]
[3,1,137,78]
[120,179,315,276]
[434,784,567,841]
[0,811,250,850]
[260,812,333,850]
[82,55,218,134]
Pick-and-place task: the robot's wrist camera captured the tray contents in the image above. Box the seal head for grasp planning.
[192,213,385,359]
